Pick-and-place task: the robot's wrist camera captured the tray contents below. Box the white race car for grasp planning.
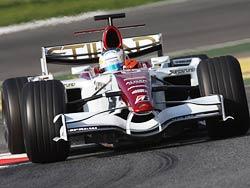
[2,13,249,163]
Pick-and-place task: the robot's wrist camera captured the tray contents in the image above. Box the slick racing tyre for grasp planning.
[197,56,250,138]
[2,77,28,154]
[22,80,70,163]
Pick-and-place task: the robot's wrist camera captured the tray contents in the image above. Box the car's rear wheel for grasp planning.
[197,55,250,138]
[2,77,28,154]
[22,80,70,163]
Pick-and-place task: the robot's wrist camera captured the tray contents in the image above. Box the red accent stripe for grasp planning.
[0,157,29,165]
[74,24,145,35]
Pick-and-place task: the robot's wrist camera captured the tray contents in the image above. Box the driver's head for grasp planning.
[99,48,125,73]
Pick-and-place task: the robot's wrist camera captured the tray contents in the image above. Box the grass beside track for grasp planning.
[0,0,165,26]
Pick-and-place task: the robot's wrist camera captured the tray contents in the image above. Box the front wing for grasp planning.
[53,95,233,141]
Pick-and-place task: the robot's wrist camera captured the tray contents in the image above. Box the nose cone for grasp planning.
[115,70,153,113]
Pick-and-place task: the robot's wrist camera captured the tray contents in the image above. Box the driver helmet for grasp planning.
[99,48,125,72]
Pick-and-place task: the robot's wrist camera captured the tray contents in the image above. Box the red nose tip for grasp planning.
[134,102,153,113]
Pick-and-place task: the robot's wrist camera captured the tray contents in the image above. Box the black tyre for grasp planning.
[197,55,250,138]
[2,77,28,154]
[22,80,70,163]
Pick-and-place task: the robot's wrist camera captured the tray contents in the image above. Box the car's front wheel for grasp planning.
[197,55,250,138]
[22,80,70,163]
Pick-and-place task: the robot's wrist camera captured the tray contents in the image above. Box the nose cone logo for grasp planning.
[135,95,146,104]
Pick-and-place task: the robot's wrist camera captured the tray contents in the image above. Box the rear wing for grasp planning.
[41,34,163,74]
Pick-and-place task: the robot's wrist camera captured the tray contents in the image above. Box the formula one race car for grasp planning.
[2,13,250,163]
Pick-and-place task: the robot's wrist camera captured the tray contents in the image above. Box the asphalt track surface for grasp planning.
[1,0,250,80]
[1,0,250,187]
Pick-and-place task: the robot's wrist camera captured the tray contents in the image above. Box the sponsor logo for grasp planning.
[124,76,146,81]
[128,85,148,91]
[169,68,195,75]
[47,35,158,60]
[135,95,148,104]
[48,43,99,59]
[126,79,147,85]
[132,89,148,94]
[69,127,98,132]
[64,83,76,88]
